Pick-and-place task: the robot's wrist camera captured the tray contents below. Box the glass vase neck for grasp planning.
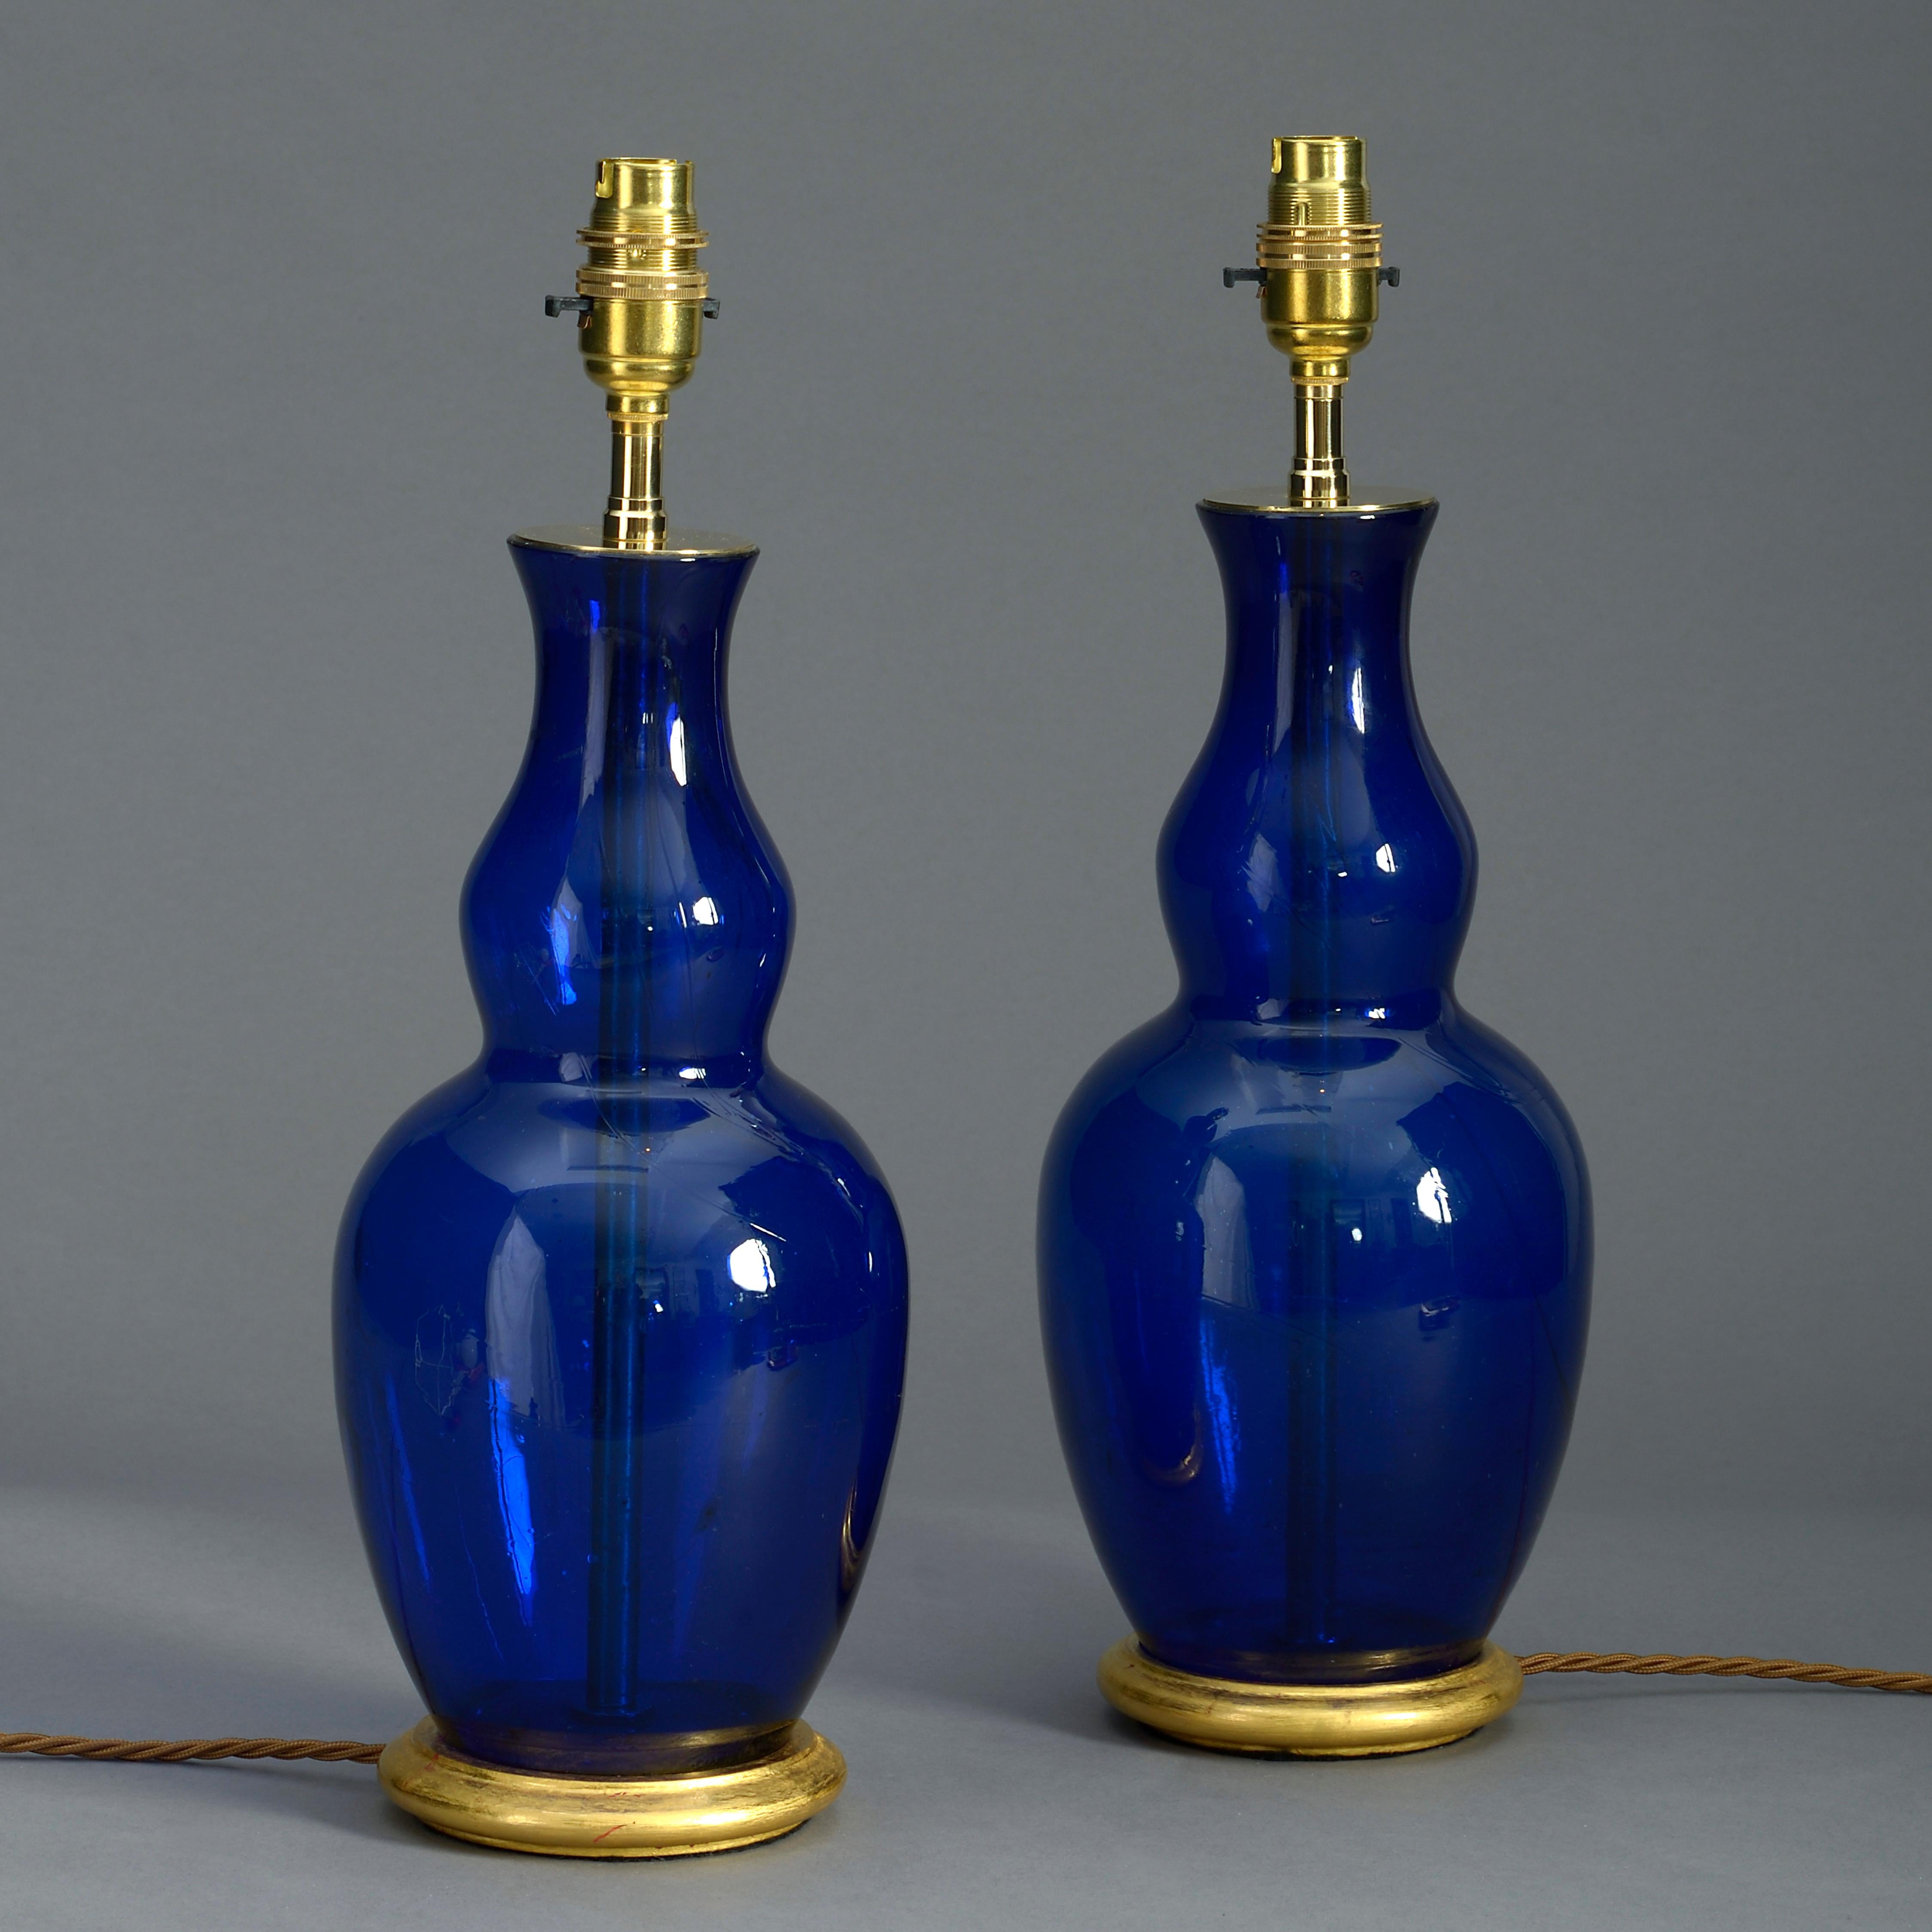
[460,539,792,1086]
[1158,501,1475,1027]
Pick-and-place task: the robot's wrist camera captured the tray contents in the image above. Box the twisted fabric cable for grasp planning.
[1518,1651,1932,1694]
[3,1651,1928,1770]
[0,1732,381,1764]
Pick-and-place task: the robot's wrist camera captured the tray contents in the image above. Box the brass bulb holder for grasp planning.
[1252,134,1382,507]
[571,156,711,549]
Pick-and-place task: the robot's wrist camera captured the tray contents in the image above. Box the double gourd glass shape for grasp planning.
[336,539,908,1774]
[1040,500,1591,1684]
[334,477,1582,1770]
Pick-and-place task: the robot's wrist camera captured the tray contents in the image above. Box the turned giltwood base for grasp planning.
[377,1717,844,1857]
[1099,1639,1523,1757]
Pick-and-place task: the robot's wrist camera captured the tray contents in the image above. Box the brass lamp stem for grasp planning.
[606,400,667,547]
[568,157,710,551]
[1291,383,1346,507]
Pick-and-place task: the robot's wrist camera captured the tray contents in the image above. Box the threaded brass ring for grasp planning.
[575,268,711,300]
[576,226,709,250]
[1257,223,1383,269]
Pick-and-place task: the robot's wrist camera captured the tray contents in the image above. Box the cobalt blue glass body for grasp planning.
[336,535,908,1775]
[1039,498,1589,1688]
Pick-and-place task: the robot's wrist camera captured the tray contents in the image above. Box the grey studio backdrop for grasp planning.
[1,3,1929,1928]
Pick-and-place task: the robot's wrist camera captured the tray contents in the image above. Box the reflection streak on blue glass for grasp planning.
[382,1377,432,1594]
[487,1376,537,1616]
[545,897,578,1007]
[1198,1328,1239,1498]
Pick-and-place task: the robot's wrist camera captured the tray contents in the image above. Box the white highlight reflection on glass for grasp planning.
[1348,666,1367,733]
[1198,1157,1255,1309]
[668,712,688,786]
[1416,1167,1454,1225]
[484,1215,556,1621]
[1375,842,1397,873]
[691,896,720,925]
[728,1237,776,1294]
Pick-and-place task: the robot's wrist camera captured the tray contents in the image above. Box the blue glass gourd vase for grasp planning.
[336,158,908,1853]
[1038,131,1587,1760]
[337,534,907,1845]
[1039,490,1590,1755]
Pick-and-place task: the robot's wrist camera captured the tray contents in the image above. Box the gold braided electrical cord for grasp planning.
[1517,1652,1932,1693]
[0,1732,381,1764]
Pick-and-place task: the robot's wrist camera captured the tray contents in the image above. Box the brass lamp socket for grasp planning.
[1253,135,1382,507]
[571,157,711,549]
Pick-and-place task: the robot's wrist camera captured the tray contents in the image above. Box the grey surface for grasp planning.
[3,1485,1930,1929]
[0,0,1928,1922]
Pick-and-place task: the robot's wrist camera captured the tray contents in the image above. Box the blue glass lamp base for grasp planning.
[377,1718,844,1856]
[1097,1640,1523,1758]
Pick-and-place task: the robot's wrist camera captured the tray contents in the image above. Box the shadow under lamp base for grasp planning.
[1098,1640,1524,1757]
[376,1719,846,1857]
